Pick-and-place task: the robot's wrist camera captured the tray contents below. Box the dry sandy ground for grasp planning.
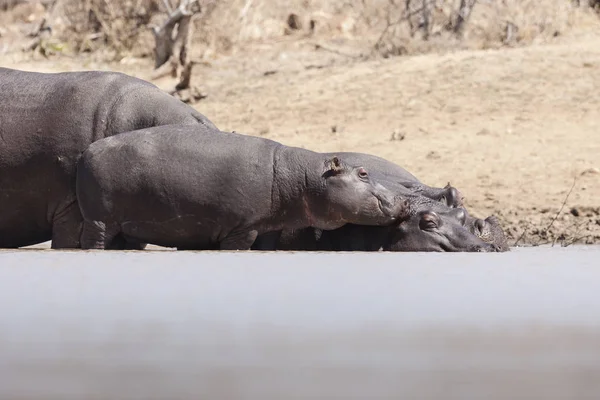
[1,31,599,247]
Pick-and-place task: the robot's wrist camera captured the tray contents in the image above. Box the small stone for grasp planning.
[287,14,302,31]
[390,131,405,141]
[426,151,441,160]
[570,208,580,217]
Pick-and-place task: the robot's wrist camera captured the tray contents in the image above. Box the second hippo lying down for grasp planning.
[76,125,407,250]
[252,198,505,252]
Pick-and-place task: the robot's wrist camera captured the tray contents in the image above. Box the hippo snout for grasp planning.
[378,195,410,220]
[471,243,501,253]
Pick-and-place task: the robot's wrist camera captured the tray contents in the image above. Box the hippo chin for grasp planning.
[0,67,216,249]
[76,125,407,251]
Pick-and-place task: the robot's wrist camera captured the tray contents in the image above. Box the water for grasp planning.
[0,246,598,399]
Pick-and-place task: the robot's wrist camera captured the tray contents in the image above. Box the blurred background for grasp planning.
[1,0,599,246]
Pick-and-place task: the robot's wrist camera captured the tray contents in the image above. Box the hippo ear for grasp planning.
[324,156,344,175]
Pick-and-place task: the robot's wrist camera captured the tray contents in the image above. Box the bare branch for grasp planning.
[162,0,173,14]
[542,177,577,239]
[454,0,478,36]
[513,222,530,247]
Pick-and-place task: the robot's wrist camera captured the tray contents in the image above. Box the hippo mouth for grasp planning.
[439,240,459,252]
[377,198,396,220]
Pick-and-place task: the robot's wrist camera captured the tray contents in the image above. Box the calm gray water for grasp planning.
[0,246,599,399]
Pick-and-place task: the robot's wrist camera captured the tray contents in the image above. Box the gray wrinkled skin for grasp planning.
[0,67,217,249]
[76,125,407,251]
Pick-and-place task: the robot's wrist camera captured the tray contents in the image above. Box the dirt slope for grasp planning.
[1,32,599,246]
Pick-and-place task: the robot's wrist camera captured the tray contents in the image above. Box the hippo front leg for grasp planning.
[220,230,259,250]
[51,200,84,249]
[80,220,121,250]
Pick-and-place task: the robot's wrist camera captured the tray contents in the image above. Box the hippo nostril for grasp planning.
[470,244,492,253]
[475,243,500,253]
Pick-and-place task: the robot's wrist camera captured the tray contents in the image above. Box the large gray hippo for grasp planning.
[76,125,406,250]
[0,67,216,248]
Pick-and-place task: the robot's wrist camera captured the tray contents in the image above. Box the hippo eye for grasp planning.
[419,212,440,231]
[422,220,437,230]
[358,168,368,179]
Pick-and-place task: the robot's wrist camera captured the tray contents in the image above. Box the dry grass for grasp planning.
[53,0,161,57]
[4,0,598,61]
[188,0,600,58]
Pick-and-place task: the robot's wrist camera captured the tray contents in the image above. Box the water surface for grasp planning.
[0,246,598,399]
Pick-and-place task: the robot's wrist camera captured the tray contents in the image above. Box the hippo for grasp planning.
[0,67,216,249]
[76,125,407,250]
[253,206,502,253]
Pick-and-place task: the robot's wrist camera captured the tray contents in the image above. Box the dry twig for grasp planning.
[542,177,577,239]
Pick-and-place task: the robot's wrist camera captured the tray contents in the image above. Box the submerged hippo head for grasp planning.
[387,209,500,252]
[311,156,408,229]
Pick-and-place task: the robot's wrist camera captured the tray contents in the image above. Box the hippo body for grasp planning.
[76,125,405,250]
[0,67,216,248]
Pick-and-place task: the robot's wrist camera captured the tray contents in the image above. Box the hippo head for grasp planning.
[386,208,501,252]
[312,156,408,230]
